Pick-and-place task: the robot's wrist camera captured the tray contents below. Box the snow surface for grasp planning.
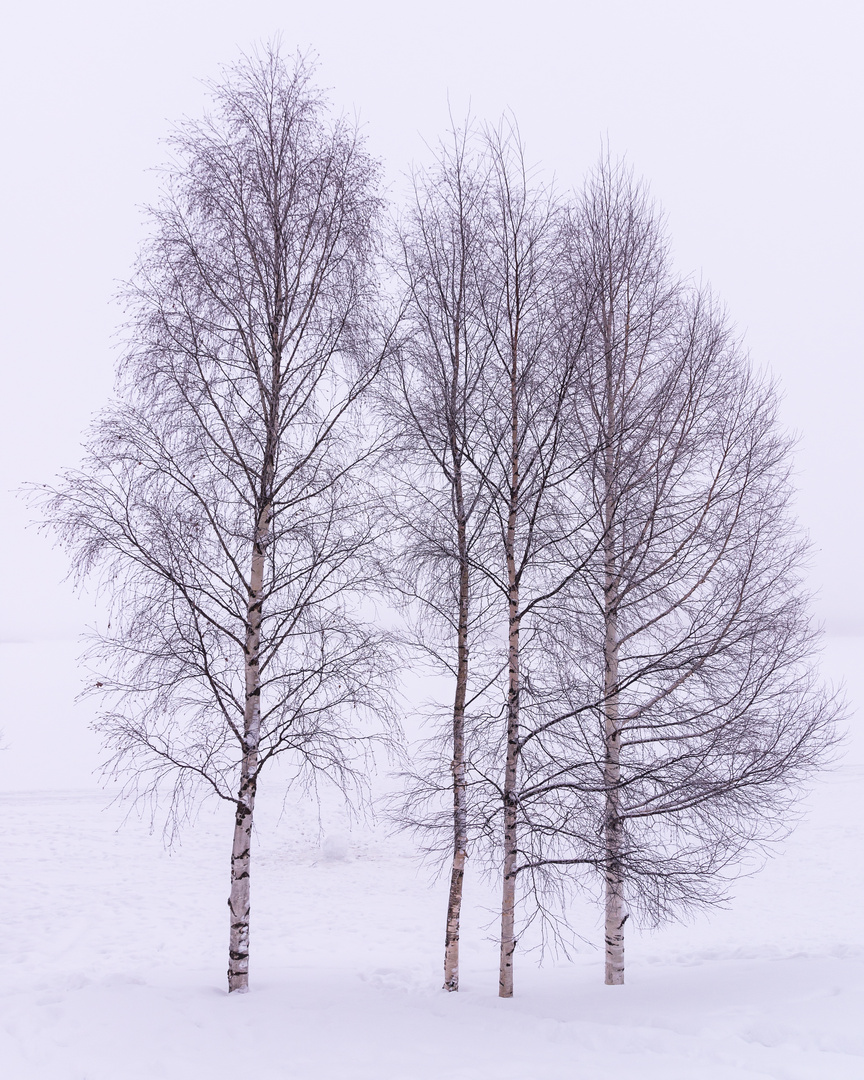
[1,638,863,1079]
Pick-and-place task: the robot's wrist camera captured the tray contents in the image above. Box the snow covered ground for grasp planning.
[1,638,862,1079]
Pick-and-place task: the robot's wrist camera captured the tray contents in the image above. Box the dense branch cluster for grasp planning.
[41,46,840,996]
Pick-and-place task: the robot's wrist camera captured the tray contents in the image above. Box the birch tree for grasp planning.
[385,123,596,998]
[468,126,594,998]
[382,124,498,992]
[40,47,394,993]
[514,156,840,985]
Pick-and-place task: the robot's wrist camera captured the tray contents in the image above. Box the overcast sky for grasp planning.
[1,0,862,641]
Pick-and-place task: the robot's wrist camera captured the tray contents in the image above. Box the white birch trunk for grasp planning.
[443,541,470,992]
[603,593,626,986]
[498,353,521,1000]
[443,315,471,993]
[227,502,269,993]
[602,316,626,987]
[498,587,520,998]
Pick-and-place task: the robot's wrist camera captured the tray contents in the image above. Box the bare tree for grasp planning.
[465,125,596,998]
[383,136,837,1001]
[383,122,598,999]
[508,156,841,985]
[382,122,496,989]
[380,121,506,992]
[39,47,395,993]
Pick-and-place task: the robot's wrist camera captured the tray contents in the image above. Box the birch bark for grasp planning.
[228,318,279,993]
[602,309,626,986]
[227,497,270,993]
[443,325,471,993]
[498,344,521,1000]
[442,533,469,990]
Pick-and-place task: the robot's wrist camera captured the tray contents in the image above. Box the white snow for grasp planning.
[1,638,862,1079]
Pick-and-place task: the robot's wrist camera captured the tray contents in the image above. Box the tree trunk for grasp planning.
[602,316,626,987]
[443,851,466,991]
[443,310,472,993]
[603,595,626,986]
[498,352,520,1000]
[227,768,257,993]
[498,591,520,998]
[227,504,269,993]
[443,533,470,991]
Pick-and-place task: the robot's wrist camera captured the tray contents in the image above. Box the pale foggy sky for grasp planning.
[1,0,862,641]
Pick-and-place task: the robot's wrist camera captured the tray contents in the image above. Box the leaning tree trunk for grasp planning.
[498,354,521,1000]
[227,499,270,993]
[602,318,626,987]
[443,513,470,991]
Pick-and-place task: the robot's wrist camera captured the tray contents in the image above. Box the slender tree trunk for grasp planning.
[498,584,520,998]
[602,320,626,987]
[603,585,626,985]
[227,501,270,993]
[227,313,282,994]
[499,352,520,1000]
[443,313,472,992]
[444,525,470,991]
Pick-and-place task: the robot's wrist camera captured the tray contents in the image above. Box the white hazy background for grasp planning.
[0,0,861,789]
